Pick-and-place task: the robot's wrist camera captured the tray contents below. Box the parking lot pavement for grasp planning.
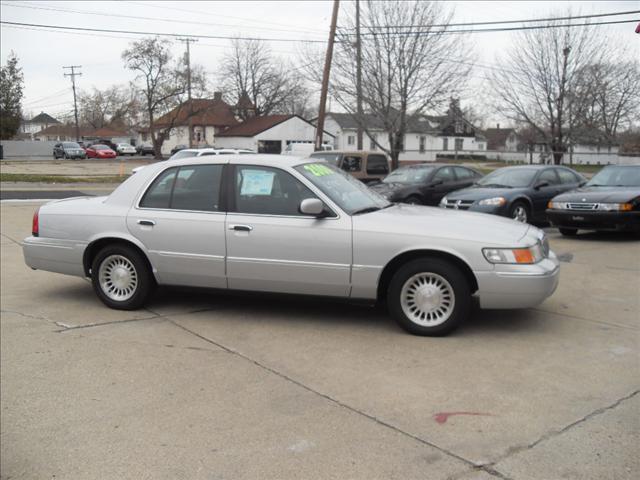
[1,202,638,479]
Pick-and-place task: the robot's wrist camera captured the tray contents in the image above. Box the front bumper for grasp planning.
[475,251,560,309]
[23,236,86,277]
[546,209,640,232]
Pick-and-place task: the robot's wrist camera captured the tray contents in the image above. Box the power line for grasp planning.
[0,20,327,43]
[352,9,640,30]
[1,1,326,38]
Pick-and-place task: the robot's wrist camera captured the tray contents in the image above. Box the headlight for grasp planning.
[483,243,545,264]
[598,203,633,211]
[548,201,568,209]
[479,197,506,206]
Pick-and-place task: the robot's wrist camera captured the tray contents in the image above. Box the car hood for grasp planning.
[552,186,639,203]
[353,204,532,246]
[370,182,411,194]
[445,186,527,201]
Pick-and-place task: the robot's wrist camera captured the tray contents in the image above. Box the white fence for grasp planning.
[0,140,57,158]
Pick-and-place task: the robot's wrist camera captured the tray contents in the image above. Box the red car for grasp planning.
[86,144,116,159]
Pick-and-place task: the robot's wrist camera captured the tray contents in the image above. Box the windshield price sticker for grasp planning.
[240,170,275,195]
[304,164,334,177]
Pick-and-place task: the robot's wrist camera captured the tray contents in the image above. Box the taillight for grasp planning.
[32,208,40,237]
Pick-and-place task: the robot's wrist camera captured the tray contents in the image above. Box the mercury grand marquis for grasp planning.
[23,155,560,336]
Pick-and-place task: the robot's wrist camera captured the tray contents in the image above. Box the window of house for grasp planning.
[347,135,355,145]
[139,165,223,211]
[366,155,389,175]
[370,133,377,150]
[455,138,464,151]
[234,166,319,216]
[442,138,448,151]
[419,136,426,153]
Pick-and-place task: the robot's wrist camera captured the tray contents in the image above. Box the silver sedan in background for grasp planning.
[23,155,560,336]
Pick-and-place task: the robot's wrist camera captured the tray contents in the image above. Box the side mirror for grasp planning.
[534,181,549,190]
[300,198,325,217]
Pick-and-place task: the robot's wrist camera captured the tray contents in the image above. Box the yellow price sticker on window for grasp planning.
[304,164,334,177]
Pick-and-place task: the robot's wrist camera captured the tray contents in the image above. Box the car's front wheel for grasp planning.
[91,244,154,310]
[510,201,530,223]
[387,258,471,336]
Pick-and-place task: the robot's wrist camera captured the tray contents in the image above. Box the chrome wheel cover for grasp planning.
[98,255,138,302]
[512,205,528,223]
[400,272,455,327]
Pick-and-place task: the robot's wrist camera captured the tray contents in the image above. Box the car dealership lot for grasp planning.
[1,202,638,479]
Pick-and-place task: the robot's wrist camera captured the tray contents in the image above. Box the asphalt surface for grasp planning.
[1,201,638,480]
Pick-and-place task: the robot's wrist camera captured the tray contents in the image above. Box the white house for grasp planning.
[322,100,487,162]
[215,115,334,153]
[19,112,60,138]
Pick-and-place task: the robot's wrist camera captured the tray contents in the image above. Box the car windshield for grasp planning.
[383,166,434,184]
[295,162,390,215]
[309,153,342,166]
[587,166,640,187]
[476,168,538,188]
[170,150,199,160]
[62,142,80,148]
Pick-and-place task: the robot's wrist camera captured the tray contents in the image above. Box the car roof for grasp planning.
[161,154,312,169]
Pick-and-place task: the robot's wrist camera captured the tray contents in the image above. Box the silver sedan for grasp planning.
[23,155,560,336]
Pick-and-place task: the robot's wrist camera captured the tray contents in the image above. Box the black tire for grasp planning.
[387,257,471,336]
[91,244,155,310]
[509,200,530,223]
[403,195,422,205]
[559,227,578,236]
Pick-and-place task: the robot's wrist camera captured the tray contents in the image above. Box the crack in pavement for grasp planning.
[166,318,512,480]
[1,308,51,322]
[532,307,639,331]
[0,232,21,245]
[54,314,162,332]
[487,389,640,468]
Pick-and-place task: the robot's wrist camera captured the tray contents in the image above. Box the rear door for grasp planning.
[127,163,228,288]
[531,168,561,218]
[365,154,390,182]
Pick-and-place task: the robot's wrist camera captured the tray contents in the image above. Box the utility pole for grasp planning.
[178,37,198,148]
[63,65,82,141]
[315,0,340,152]
[356,0,363,150]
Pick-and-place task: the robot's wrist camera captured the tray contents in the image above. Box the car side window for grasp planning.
[557,168,580,184]
[538,169,560,185]
[234,166,319,216]
[366,155,389,175]
[139,165,223,211]
[453,167,475,180]
[342,156,362,173]
[434,167,455,182]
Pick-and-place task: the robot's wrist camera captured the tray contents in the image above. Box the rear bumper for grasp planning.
[23,236,86,277]
[475,252,560,309]
[546,209,640,232]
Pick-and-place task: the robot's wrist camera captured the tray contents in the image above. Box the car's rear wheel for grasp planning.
[387,258,471,336]
[404,195,422,205]
[91,244,154,310]
[559,227,578,236]
[510,201,530,223]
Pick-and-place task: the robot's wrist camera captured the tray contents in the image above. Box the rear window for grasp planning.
[366,154,389,175]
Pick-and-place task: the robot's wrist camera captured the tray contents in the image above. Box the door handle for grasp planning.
[137,220,156,226]
[229,224,253,232]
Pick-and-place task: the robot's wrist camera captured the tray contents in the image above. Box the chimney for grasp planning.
[497,123,500,129]
[213,91,222,101]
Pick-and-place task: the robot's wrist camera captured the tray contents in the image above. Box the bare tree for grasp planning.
[304,1,472,169]
[490,16,617,164]
[219,38,310,119]
[78,86,139,129]
[122,37,206,158]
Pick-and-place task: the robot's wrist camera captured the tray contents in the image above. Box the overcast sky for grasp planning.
[1,0,638,125]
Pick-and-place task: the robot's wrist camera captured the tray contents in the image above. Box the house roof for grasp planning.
[325,112,465,135]
[217,114,298,137]
[154,98,239,129]
[484,128,517,150]
[29,112,60,124]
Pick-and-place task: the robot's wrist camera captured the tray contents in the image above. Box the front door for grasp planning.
[225,165,352,297]
[531,168,563,218]
[127,163,227,288]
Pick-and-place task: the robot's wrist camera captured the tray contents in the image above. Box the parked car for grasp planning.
[132,148,256,174]
[116,143,137,156]
[23,155,559,336]
[440,165,585,223]
[53,142,86,160]
[309,150,390,184]
[170,144,188,156]
[370,163,483,205]
[85,144,117,159]
[136,143,155,156]
[547,165,640,235]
